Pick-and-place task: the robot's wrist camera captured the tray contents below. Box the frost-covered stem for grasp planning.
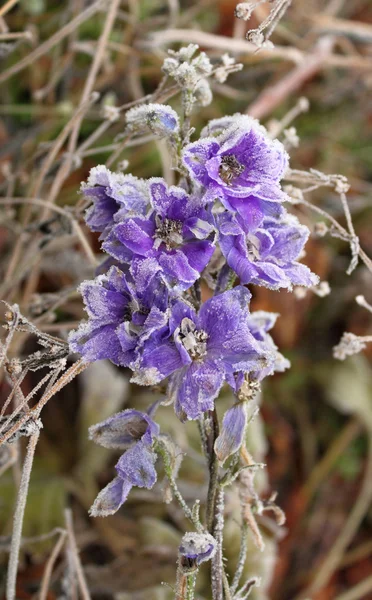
[157,441,203,532]
[230,521,248,595]
[6,430,40,600]
[211,487,225,600]
[205,409,220,533]
[186,574,197,600]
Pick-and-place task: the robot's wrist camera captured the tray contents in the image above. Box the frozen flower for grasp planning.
[226,310,289,395]
[89,408,160,449]
[194,78,213,107]
[82,165,149,239]
[218,212,318,290]
[125,103,180,138]
[214,54,243,84]
[333,332,368,360]
[68,263,168,366]
[183,115,288,222]
[133,286,274,420]
[163,45,212,91]
[89,409,160,517]
[214,402,247,464]
[179,532,217,569]
[246,311,290,380]
[235,2,255,20]
[104,179,216,292]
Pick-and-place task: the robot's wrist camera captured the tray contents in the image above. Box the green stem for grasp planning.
[205,409,220,533]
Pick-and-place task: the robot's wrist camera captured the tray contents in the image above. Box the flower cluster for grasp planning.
[70,105,318,515]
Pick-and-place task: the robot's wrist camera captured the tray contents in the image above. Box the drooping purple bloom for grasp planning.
[214,402,247,464]
[89,408,160,449]
[179,532,217,568]
[82,165,149,239]
[103,179,216,292]
[183,115,288,225]
[68,263,168,366]
[89,409,160,517]
[218,212,318,290]
[132,286,275,420]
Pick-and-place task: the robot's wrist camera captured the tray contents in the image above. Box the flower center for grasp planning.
[154,216,183,250]
[219,154,245,185]
[179,318,208,360]
[246,233,261,262]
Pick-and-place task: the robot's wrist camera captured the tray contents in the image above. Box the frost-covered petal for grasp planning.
[149,179,189,219]
[116,440,157,488]
[282,262,319,287]
[214,403,247,464]
[158,250,200,289]
[169,361,225,420]
[69,323,125,365]
[89,477,132,517]
[198,286,251,347]
[79,279,129,323]
[82,166,149,237]
[89,409,159,450]
[181,240,215,274]
[113,218,155,256]
[183,138,221,188]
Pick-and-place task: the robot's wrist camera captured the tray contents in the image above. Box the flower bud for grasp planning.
[125,103,179,137]
[179,532,217,571]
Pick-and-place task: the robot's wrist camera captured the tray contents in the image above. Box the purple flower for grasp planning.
[218,212,318,290]
[89,409,160,517]
[132,286,274,420]
[103,179,216,292]
[82,165,149,239]
[68,263,168,366]
[183,115,288,225]
[179,532,217,568]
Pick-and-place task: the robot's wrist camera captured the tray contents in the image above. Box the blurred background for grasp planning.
[0,1,372,599]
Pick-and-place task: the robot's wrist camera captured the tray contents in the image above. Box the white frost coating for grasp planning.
[179,532,217,561]
[125,103,179,137]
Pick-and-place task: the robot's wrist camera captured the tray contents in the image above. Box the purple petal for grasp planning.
[69,322,125,365]
[282,263,319,287]
[79,279,128,322]
[113,218,155,256]
[214,403,247,464]
[183,138,221,187]
[133,339,185,384]
[89,477,132,517]
[89,409,159,449]
[158,250,199,289]
[181,240,215,274]
[169,361,224,420]
[116,440,157,488]
[198,286,252,347]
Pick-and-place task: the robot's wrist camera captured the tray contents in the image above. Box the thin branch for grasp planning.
[6,430,40,600]
[39,531,67,600]
[65,509,91,600]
